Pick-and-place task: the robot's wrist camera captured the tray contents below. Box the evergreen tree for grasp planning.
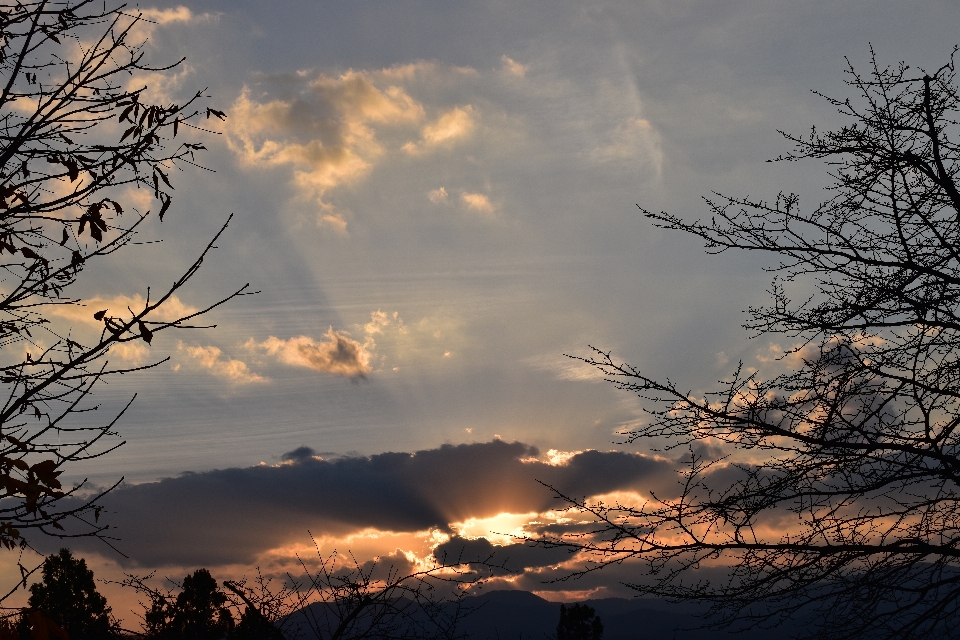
[557,603,603,640]
[27,548,115,639]
[147,569,234,640]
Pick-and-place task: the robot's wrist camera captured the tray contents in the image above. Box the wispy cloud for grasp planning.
[461,191,495,214]
[48,294,199,328]
[178,343,265,384]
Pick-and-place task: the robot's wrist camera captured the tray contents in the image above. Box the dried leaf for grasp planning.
[119,103,135,123]
[159,194,171,221]
[20,247,43,263]
[93,310,107,321]
[156,167,173,189]
[59,227,68,246]
[138,320,153,344]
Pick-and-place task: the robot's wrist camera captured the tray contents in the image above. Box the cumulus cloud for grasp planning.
[403,106,475,154]
[461,192,495,214]
[435,536,573,576]
[248,328,372,377]
[227,71,424,206]
[48,441,675,567]
[178,343,265,384]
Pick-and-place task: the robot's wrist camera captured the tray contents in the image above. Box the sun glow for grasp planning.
[450,512,540,545]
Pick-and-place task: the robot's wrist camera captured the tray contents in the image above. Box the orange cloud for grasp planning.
[461,192,495,213]
[178,343,265,384]
[403,106,475,154]
[248,328,372,377]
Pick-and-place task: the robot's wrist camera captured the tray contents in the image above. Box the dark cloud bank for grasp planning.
[52,441,675,567]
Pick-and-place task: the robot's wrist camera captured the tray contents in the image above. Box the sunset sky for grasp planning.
[5,0,960,620]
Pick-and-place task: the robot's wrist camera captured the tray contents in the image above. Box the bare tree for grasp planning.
[118,541,478,640]
[0,0,242,599]
[286,538,474,640]
[539,48,960,640]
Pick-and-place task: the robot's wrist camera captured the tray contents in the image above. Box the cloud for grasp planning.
[319,212,348,233]
[48,441,675,567]
[248,328,372,377]
[461,192,495,214]
[500,55,527,77]
[435,536,573,575]
[178,343,265,384]
[226,71,424,204]
[428,187,449,203]
[48,294,199,328]
[588,118,663,179]
[125,6,218,41]
[403,106,475,154]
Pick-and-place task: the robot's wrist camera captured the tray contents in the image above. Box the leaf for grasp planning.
[93,309,107,321]
[19,160,28,178]
[159,194,171,221]
[120,126,136,142]
[138,320,153,344]
[207,108,227,120]
[173,118,179,137]
[108,199,123,215]
[90,224,102,242]
[59,227,68,246]
[153,173,159,199]
[19,247,43,262]
[119,103,135,123]
[71,250,84,267]
[65,158,78,182]
[155,167,173,189]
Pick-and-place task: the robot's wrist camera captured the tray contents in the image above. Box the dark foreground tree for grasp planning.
[120,543,476,640]
[540,49,960,640]
[0,0,241,598]
[26,548,116,638]
[142,569,234,640]
[556,603,602,640]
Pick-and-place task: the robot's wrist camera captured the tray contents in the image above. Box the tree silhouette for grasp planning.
[26,547,116,639]
[556,603,602,640]
[539,48,960,640]
[143,569,234,640]
[0,0,243,598]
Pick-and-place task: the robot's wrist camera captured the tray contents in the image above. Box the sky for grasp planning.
[5,0,960,621]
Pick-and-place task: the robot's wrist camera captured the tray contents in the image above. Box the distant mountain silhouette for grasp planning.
[286,589,801,639]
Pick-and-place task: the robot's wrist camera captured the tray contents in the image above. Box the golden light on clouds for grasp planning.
[178,343,266,384]
[461,192,495,213]
[48,293,199,327]
[403,106,476,154]
[247,328,373,377]
[227,70,425,207]
[451,511,540,546]
[428,186,449,203]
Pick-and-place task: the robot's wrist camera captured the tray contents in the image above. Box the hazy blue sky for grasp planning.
[6,0,960,618]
